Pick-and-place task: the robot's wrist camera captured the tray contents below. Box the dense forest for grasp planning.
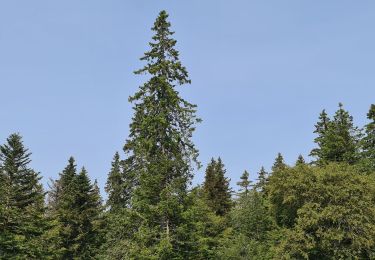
[1,10,375,259]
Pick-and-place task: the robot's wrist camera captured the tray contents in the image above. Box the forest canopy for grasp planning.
[1,10,375,260]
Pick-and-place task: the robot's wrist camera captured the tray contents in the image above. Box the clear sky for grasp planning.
[1,1,374,195]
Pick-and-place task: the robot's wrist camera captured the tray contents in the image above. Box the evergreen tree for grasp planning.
[272,153,287,171]
[117,10,201,257]
[295,154,306,166]
[237,170,251,196]
[310,103,361,165]
[49,158,103,259]
[203,158,232,216]
[255,166,268,193]
[310,109,330,163]
[362,104,375,170]
[0,133,49,259]
[105,152,133,210]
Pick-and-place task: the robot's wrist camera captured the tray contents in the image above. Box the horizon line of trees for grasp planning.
[1,10,375,259]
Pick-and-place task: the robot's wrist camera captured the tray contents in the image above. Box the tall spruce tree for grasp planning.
[310,103,361,165]
[237,170,251,196]
[105,152,130,210]
[255,166,268,193]
[203,158,232,216]
[119,10,201,257]
[362,104,375,170]
[0,133,49,259]
[295,154,306,166]
[272,153,287,172]
[49,158,103,259]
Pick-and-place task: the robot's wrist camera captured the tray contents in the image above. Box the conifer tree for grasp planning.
[203,158,232,216]
[105,152,131,210]
[0,133,49,259]
[255,166,268,193]
[118,10,201,257]
[310,103,361,165]
[362,104,375,170]
[237,170,251,196]
[272,153,287,171]
[49,158,103,259]
[295,154,306,166]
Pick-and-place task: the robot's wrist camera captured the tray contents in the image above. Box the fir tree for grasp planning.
[255,166,268,193]
[203,158,232,216]
[118,10,201,257]
[272,153,287,171]
[310,103,361,165]
[0,133,49,259]
[105,152,131,210]
[49,158,103,259]
[295,154,306,166]
[237,170,251,196]
[362,104,375,170]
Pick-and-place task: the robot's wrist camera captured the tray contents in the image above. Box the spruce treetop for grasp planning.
[296,155,306,166]
[272,153,286,171]
[237,170,251,195]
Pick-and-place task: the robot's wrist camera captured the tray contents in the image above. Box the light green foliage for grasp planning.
[268,163,375,259]
[176,187,226,259]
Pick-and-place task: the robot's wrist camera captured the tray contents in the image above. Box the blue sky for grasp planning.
[1,1,374,195]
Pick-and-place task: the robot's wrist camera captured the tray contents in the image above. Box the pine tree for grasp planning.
[0,133,49,259]
[310,103,361,165]
[237,170,251,196]
[362,104,375,170]
[49,158,103,259]
[296,154,306,166]
[118,10,201,257]
[272,153,287,172]
[203,158,232,216]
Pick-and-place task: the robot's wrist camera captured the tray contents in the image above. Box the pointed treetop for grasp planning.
[237,170,251,195]
[367,104,375,121]
[272,153,286,171]
[255,166,268,193]
[296,155,306,166]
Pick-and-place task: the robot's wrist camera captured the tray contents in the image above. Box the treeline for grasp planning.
[1,10,375,259]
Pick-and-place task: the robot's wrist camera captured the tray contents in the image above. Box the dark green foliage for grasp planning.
[105,152,134,211]
[106,10,201,258]
[255,166,268,193]
[310,103,362,165]
[48,158,103,259]
[3,8,375,259]
[362,104,375,170]
[203,158,232,216]
[237,170,251,195]
[295,154,306,166]
[272,153,287,171]
[0,133,49,259]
